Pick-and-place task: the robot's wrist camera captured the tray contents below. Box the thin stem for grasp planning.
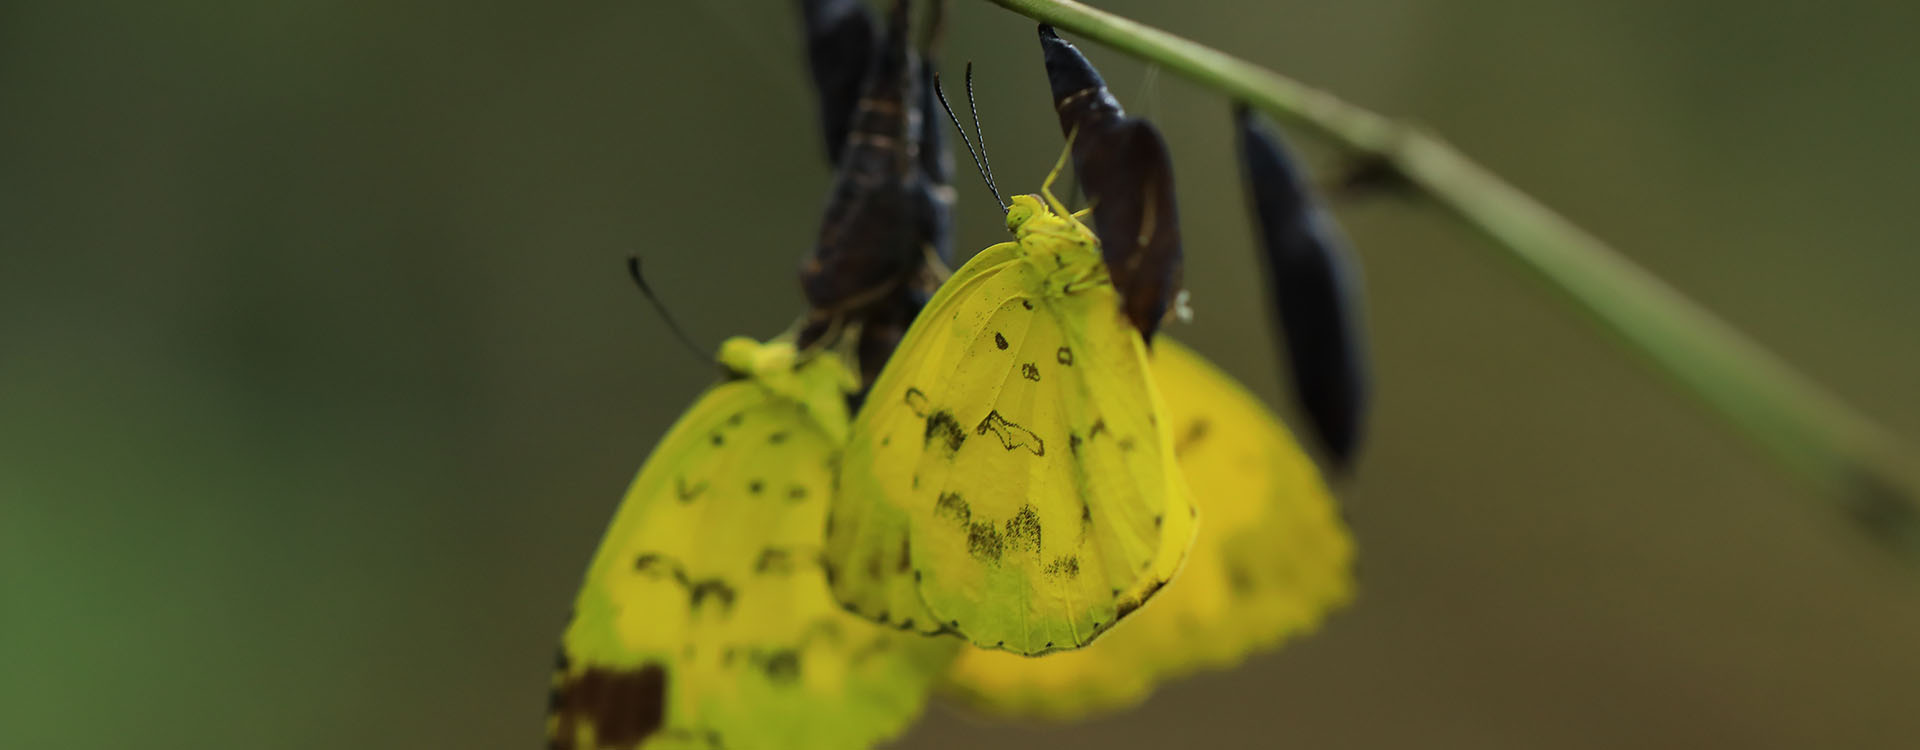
[983,0,1920,560]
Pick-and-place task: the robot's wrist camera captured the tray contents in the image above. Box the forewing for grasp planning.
[552,373,954,750]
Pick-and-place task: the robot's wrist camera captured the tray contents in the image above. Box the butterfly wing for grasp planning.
[940,338,1355,717]
[827,239,1197,656]
[551,342,955,750]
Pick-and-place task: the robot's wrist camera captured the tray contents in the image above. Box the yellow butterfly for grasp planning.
[549,337,957,750]
[941,337,1355,717]
[822,150,1198,656]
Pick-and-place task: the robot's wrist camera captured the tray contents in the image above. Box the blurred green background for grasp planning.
[5,1,1919,747]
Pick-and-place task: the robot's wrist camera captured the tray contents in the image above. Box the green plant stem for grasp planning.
[984,0,1920,559]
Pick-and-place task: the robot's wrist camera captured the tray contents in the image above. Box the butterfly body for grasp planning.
[825,164,1197,656]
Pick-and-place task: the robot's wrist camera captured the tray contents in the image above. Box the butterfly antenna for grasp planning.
[935,65,1007,212]
[962,64,1004,202]
[626,256,709,364]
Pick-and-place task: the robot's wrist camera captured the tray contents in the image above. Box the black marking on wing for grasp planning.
[1117,436,1136,452]
[994,332,1009,350]
[904,387,930,417]
[760,649,801,686]
[768,430,790,445]
[1021,362,1041,381]
[748,479,765,495]
[1021,299,1034,310]
[1174,418,1210,456]
[1045,555,1080,579]
[1005,504,1042,554]
[726,411,746,427]
[675,477,707,503]
[1057,346,1074,365]
[934,491,971,530]
[1069,433,1082,455]
[786,484,810,503]
[754,548,798,575]
[976,410,1044,455]
[1088,419,1110,440]
[967,521,1004,562]
[895,536,912,573]
[634,554,691,589]
[546,663,667,750]
[689,579,738,613]
[709,433,724,447]
[1113,576,1170,623]
[925,410,967,455]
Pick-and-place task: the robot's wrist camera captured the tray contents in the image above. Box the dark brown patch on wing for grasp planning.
[934,491,971,530]
[967,521,1004,562]
[1021,362,1041,381]
[1005,504,1043,555]
[547,664,667,750]
[924,410,967,455]
[1057,346,1073,365]
[1044,555,1080,578]
[994,332,1009,350]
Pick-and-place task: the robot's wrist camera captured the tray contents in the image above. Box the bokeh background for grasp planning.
[5,1,1919,747]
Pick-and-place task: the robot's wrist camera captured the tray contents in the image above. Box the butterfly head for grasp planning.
[717,336,857,435]
[1006,193,1094,244]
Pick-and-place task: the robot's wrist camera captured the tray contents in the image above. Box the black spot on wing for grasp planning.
[675,477,707,503]
[689,579,737,613]
[786,484,809,502]
[633,554,691,590]
[903,387,930,416]
[1021,363,1041,381]
[761,649,801,686]
[748,479,764,495]
[976,410,1045,456]
[754,548,797,575]
[1174,418,1210,456]
[1006,504,1042,554]
[994,332,1009,350]
[925,410,967,455]
[1044,555,1080,578]
[1057,346,1074,365]
[768,430,789,445]
[1021,299,1034,310]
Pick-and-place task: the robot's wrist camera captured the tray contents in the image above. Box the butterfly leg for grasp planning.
[1039,131,1077,220]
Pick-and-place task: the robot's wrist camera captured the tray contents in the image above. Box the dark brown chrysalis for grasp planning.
[1235,104,1369,469]
[798,0,877,166]
[796,0,954,387]
[1037,24,1182,342]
